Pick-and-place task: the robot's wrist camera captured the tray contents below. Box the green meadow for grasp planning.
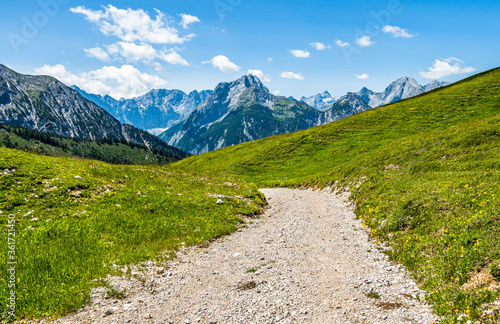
[0,148,265,320]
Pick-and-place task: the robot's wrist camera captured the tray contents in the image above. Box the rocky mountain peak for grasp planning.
[244,74,269,91]
[387,77,420,90]
[356,76,450,108]
[300,90,339,110]
[358,87,373,93]
[424,80,451,92]
[214,74,269,96]
[334,93,369,110]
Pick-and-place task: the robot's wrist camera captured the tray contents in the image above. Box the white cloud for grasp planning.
[158,50,189,66]
[419,58,476,79]
[204,55,240,73]
[151,62,164,71]
[290,49,310,58]
[281,71,304,80]
[112,42,157,62]
[273,90,280,95]
[72,6,192,68]
[98,42,188,66]
[34,64,167,99]
[70,5,195,44]
[268,57,273,62]
[335,39,350,47]
[310,42,330,50]
[356,73,369,80]
[247,69,271,82]
[382,25,415,38]
[356,36,375,47]
[70,6,103,22]
[179,13,200,29]
[84,47,110,61]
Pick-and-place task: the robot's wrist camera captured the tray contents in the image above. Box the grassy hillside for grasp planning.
[0,148,265,320]
[176,68,500,322]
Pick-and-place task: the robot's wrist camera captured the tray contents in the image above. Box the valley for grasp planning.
[0,66,499,323]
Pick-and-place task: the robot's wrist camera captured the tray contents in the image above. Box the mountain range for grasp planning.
[0,62,452,158]
[75,77,449,136]
[355,77,450,107]
[73,86,212,135]
[298,78,449,110]
[158,75,448,155]
[0,64,187,159]
[159,75,371,154]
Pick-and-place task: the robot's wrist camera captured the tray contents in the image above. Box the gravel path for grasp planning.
[54,188,439,324]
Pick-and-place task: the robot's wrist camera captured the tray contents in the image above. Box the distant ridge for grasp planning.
[355,77,450,107]
[73,86,212,133]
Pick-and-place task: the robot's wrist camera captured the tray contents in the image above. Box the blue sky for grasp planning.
[1,0,499,99]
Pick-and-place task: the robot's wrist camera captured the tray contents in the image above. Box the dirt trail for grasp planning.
[54,188,439,324]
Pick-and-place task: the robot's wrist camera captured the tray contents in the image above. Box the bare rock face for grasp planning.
[73,86,213,133]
